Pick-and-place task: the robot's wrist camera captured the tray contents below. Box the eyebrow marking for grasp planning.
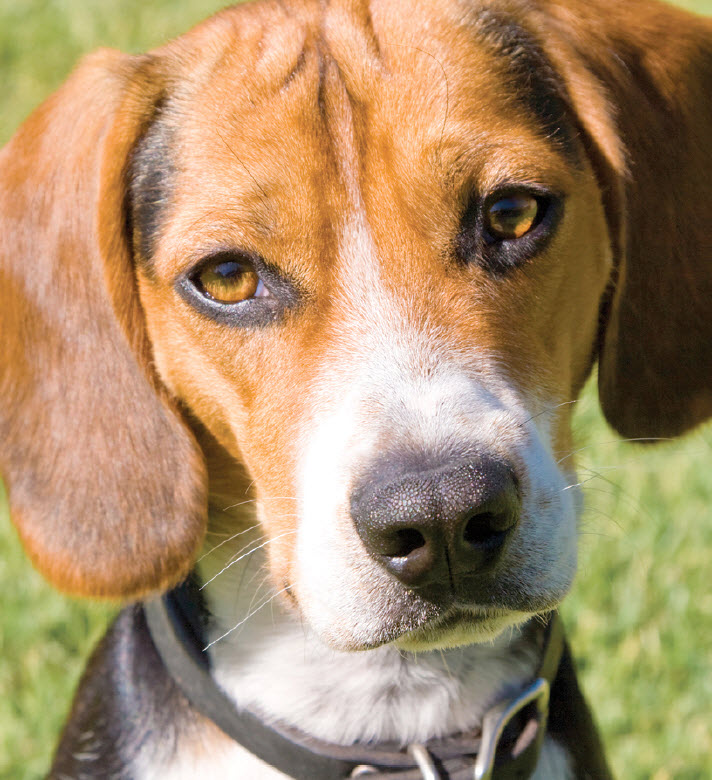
[129,101,175,273]
[476,9,581,161]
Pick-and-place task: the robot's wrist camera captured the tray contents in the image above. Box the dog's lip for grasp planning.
[414,605,509,633]
[390,606,513,643]
[387,605,517,650]
[436,605,506,624]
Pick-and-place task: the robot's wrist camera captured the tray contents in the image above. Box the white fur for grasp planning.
[293,306,578,648]
[205,570,538,745]
[252,201,573,651]
[133,534,572,778]
[130,350,578,778]
[135,203,580,779]
[134,203,580,777]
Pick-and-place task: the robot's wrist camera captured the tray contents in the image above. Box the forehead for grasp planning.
[135,0,578,274]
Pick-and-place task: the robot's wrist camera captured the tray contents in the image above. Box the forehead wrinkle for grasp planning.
[320,0,385,102]
[306,63,395,355]
[319,57,366,211]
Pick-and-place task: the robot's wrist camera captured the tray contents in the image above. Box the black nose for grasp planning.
[350,457,519,588]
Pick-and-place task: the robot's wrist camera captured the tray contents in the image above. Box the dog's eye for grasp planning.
[195,257,269,304]
[484,193,541,241]
[456,187,561,275]
[177,250,296,327]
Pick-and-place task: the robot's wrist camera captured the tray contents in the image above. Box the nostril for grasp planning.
[385,528,427,558]
[462,511,514,547]
[352,455,520,586]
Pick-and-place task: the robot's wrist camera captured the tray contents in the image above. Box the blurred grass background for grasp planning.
[1,1,711,777]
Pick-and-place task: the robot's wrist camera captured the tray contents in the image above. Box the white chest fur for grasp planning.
[133,544,572,778]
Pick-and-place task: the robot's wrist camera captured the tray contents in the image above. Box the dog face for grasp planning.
[1,0,711,649]
[134,2,610,649]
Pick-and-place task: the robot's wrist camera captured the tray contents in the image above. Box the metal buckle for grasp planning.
[408,743,442,780]
[473,677,550,780]
[350,766,379,777]
[350,745,443,779]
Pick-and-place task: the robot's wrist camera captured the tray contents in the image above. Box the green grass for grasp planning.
[562,391,712,780]
[1,1,711,778]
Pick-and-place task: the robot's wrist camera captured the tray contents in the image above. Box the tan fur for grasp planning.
[1,0,710,611]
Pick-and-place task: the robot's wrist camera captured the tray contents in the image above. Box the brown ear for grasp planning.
[0,50,207,598]
[537,0,712,438]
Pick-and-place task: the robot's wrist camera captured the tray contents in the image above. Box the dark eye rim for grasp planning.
[456,184,564,275]
[175,248,299,327]
[482,187,554,245]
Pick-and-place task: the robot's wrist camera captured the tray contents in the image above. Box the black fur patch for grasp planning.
[129,101,176,270]
[49,606,194,777]
[477,9,580,160]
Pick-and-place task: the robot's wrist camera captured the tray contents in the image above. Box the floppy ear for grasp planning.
[538,0,712,439]
[0,50,207,598]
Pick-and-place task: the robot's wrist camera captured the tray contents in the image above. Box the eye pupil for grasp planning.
[196,255,261,304]
[486,194,540,240]
[213,260,243,279]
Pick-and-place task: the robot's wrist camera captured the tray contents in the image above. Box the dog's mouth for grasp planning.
[291,511,572,653]
[334,596,535,653]
[389,605,532,651]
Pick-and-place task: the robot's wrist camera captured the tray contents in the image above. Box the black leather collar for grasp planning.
[143,580,564,780]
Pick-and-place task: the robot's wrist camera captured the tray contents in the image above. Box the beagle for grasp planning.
[1,0,711,777]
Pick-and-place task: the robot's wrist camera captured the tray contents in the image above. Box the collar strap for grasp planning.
[143,581,564,780]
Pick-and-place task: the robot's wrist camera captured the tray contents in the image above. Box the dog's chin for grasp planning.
[297,564,572,653]
[392,607,533,651]
[314,605,536,653]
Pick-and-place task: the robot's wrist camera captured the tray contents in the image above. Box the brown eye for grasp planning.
[485,193,540,240]
[196,258,266,304]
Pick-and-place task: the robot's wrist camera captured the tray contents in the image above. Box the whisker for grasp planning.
[216,128,268,200]
[438,649,454,681]
[382,42,449,168]
[556,437,673,465]
[197,522,263,561]
[241,569,274,623]
[204,586,291,651]
[520,399,580,427]
[245,565,272,590]
[221,496,299,511]
[561,472,606,491]
[199,531,296,589]
[234,542,262,604]
[218,515,299,566]
[578,529,620,540]
[573,468,626,498]
[220,498,259,511]
[225,533,267,565]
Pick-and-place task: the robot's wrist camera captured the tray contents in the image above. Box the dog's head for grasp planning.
[1,0,710,651]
